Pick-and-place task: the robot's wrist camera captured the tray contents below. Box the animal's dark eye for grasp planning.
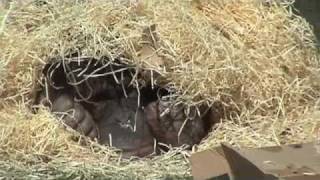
[114,118,122,123]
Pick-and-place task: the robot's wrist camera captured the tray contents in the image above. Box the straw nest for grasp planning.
[1,0,320,179]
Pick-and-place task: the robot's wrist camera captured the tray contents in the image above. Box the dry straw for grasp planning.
[0,0,320,179]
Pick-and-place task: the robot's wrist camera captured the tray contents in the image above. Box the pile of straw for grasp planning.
[0,0,320,179]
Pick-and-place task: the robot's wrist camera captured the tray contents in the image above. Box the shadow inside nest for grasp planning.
[293,0,320,44]
[31,54,219,159]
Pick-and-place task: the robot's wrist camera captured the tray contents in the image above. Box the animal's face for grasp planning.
[96,97,155,153]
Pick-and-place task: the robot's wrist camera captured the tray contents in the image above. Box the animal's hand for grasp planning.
[51,94,100,139]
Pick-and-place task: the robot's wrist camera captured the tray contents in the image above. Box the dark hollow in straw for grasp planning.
[32,54,214,158]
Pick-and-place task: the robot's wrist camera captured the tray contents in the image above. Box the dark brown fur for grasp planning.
[145,101,207,150]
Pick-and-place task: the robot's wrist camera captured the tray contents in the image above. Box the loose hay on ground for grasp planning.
[0,0,320,179]
[0,106,191,179]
